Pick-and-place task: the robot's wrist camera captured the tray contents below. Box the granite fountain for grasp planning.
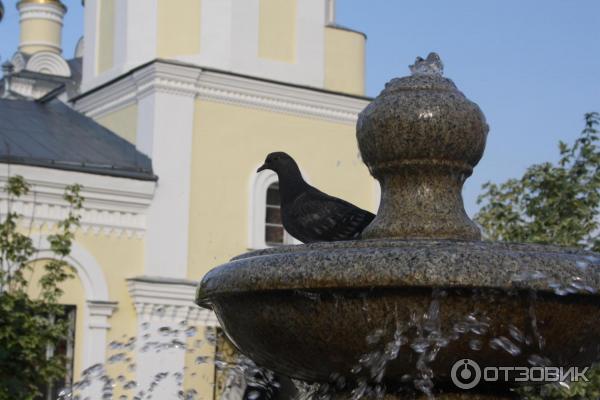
[196,54,600,399]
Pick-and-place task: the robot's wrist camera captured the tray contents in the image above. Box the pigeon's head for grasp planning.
[257,152,298,174]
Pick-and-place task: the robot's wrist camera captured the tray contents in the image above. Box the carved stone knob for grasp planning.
[357,53,489,240]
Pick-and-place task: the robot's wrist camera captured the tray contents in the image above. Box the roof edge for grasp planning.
[0,156,158,181]
[326,23,368,39]
[72,58,373,103]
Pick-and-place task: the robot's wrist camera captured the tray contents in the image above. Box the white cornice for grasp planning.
[127,277,217,326]
[0,164,155,238]
[74,61,370,124]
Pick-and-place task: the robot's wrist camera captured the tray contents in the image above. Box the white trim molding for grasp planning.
[31,234,110,301]
[249,168,302,249]
[249,169,279,249]
[74,60,370,125]
[0,164,155,238]
[127,276,217,326]
[86,299,118,376]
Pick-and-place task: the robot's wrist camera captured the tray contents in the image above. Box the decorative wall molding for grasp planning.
[0,164,155,238]
[87,300,118,330]
[26,51,71,77]
[127,276,218,326]
[74,61,370,125]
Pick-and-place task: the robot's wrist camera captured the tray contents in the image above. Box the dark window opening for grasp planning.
[38,305,76,400]
[265,183,288,246]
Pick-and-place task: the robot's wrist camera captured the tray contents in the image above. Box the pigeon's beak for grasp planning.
[257,163,268,173]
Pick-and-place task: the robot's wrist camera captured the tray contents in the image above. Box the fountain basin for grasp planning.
[197,240,600,390]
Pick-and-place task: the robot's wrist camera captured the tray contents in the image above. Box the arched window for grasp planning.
[265,182,294,246]
[249,170,298,249]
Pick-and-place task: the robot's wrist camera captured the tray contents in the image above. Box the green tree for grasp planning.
[476,112,599,251]
[475,112,600,399]
[0,175,83,400]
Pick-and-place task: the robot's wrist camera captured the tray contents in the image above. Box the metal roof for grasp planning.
[0,98,156,181]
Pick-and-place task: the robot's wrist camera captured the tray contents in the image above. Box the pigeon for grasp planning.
[257,152,375,243]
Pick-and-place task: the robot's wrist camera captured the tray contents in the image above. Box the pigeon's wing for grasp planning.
[285,189,375,243]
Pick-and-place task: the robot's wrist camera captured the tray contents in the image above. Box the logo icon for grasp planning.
[451,359,481,390]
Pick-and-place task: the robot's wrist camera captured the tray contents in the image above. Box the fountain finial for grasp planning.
[357,53,488,240]
[409,52,444,76]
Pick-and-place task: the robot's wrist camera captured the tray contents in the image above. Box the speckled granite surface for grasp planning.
[356,71,488,240]
[199,239,600,297]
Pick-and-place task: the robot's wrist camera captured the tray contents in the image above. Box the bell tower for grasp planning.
[17,0,67,55]
[81,0,365,96]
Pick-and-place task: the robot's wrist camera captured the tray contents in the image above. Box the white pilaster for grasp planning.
[85,300,118,367]
[194,0,234,68]
[123,0,158,73]
[133,64,201,278]
[113,0,128,69]
[81,0,99,91]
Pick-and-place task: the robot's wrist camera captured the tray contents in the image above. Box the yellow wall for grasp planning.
[324,26,366,96]
[96,104,139,145]
[19,19,62,54]
[258,0,296,62]
[186,99,376,280]
[97,0,115,73]
[157,0,202,58]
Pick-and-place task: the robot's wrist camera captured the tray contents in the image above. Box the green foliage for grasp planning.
[476,112,600,251]
[475,113,600,399]
[0,177,83,400]
[517,367,600,400]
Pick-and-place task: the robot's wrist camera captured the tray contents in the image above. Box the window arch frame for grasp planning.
[249,168,302,249]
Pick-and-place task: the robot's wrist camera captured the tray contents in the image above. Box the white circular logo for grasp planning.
[451,359,481,390]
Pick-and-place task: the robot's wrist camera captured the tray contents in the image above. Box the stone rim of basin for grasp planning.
[197,239,600,303]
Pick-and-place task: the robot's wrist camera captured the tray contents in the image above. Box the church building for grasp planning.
[0,0,376,398]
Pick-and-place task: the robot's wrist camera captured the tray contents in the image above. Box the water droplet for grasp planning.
[246,390,261,400]
[195,355,209,365]
[107,352,127,364]
[469,339,482,351]
[410,338,429,353]
[366,329,384,345]
[490,336,521,356]
[508,325,525,343]
[123,380,138,390]
[185,326,197,337]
